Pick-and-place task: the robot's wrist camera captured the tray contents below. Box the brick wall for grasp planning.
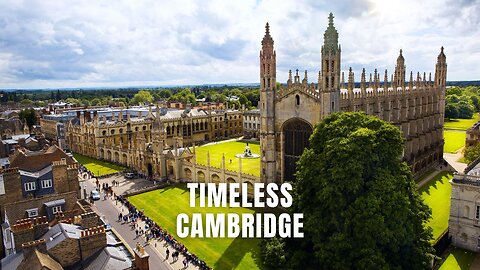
[79,226,106,260]
[3,191,78,223]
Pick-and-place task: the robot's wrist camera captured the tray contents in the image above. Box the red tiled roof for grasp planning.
[9,145,75,172]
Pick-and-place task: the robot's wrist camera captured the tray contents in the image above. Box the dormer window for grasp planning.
[26,208,38,218]
[25,182,36,191]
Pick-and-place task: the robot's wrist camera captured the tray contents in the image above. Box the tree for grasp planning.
[457,101,474,119]
[464,143,480,163]
[19,108,37,128]
[289,112,433,269]
[261,237,287,268]
[159,89,172,99]
[445,103,459,119]
[131,90,154,105]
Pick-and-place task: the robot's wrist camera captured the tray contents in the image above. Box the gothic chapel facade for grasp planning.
[260,13,447,183]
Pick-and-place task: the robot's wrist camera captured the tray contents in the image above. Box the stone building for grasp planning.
[243,109,260,139]
[65,105,242,179]
[0,111,24,139]
[259,13,447,183]
[449,157,480,252]
[466,121,480,147]
[0,145,79,256]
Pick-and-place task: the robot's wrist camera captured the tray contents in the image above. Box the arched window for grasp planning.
[295,95,300,106]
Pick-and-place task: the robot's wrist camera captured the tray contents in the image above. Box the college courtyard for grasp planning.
[72,118,480,270]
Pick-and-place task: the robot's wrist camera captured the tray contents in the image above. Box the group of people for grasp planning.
[116,195,212,270]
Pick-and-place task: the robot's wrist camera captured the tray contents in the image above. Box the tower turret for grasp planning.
[320,12,341,117]
[435,47,447,87]
[394,49,406,88]
[260,22,277,184]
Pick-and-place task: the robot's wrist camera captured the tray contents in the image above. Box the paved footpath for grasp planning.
[85,176,199,270]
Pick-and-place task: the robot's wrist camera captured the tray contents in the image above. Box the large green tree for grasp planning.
[289,112,433,269]
[131,90,154,105]
[19,108,37,129]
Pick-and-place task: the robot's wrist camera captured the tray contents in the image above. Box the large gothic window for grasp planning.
[283,119,313,181]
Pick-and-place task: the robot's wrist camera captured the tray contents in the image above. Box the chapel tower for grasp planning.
[259,23,277,184]
[320,13,341,118]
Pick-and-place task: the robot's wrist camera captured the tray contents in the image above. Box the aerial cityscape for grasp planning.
[1,1,480,269]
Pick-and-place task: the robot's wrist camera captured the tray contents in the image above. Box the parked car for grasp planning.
[125,173,135,179]
[90,190,100,201]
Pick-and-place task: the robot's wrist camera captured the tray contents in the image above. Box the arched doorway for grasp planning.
[282,118,313,181]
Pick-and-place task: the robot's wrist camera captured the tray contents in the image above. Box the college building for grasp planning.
[259,13,447,183]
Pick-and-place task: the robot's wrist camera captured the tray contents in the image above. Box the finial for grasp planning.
[441,46,444,53]
[296,69,299,76]
[328,12,334,26]
[399,49,402,56]
[265,22,270,35]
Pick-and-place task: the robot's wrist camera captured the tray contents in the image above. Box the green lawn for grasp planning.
[73,153,125,176]
[194,141,260,176]
[444,130,466,153]
[129,185,266,270]
[419,171,454,242]
[444,113,479,131]
[439,247,476,270]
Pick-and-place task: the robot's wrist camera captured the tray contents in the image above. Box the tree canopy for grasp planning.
[285,112,433,269]
[131,90,154,105]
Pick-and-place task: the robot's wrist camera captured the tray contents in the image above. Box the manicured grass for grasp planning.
[194,141,260,176]
[444,130,466,153]
[73,153,125,176]
[419,171,454,243]
[129,185,266,270]
[439,247,476,270]
[444,113,479,131]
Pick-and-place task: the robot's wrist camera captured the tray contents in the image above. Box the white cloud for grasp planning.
[0,0,478,89]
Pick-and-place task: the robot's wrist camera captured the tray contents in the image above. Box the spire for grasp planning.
[437,46,446,62]
[341,71,345,88]
[384,69,388,90]
[348,67,354,91]
[323,12,339,53]
[360,68,366,92]
[397,49,404,63]
[303,70,308,85]
[262,22,274,48]
[409,71,414,89]
[369,73,373,88]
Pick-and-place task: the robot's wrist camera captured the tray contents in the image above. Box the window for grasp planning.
[26,208,38,218]
[331,101,335,111]
[25,182,36,191]
[476,205,480,219]
[295,95,300,106]
[52,206,62,214]
[41,179,52,189]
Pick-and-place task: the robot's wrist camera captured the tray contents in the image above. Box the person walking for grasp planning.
[183,258,188,269]
[165,248,170,260]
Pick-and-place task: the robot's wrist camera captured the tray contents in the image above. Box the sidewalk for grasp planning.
[86,176,200,270]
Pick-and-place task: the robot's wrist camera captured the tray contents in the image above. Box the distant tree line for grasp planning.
[0,85,260,110]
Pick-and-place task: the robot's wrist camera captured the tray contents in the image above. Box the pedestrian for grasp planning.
[135,229,139,238]
[165,248,170,260]
[118,213,123,222]
[183,258,188,268]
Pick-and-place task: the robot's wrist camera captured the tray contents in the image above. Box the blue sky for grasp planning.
[0,0,478,89]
